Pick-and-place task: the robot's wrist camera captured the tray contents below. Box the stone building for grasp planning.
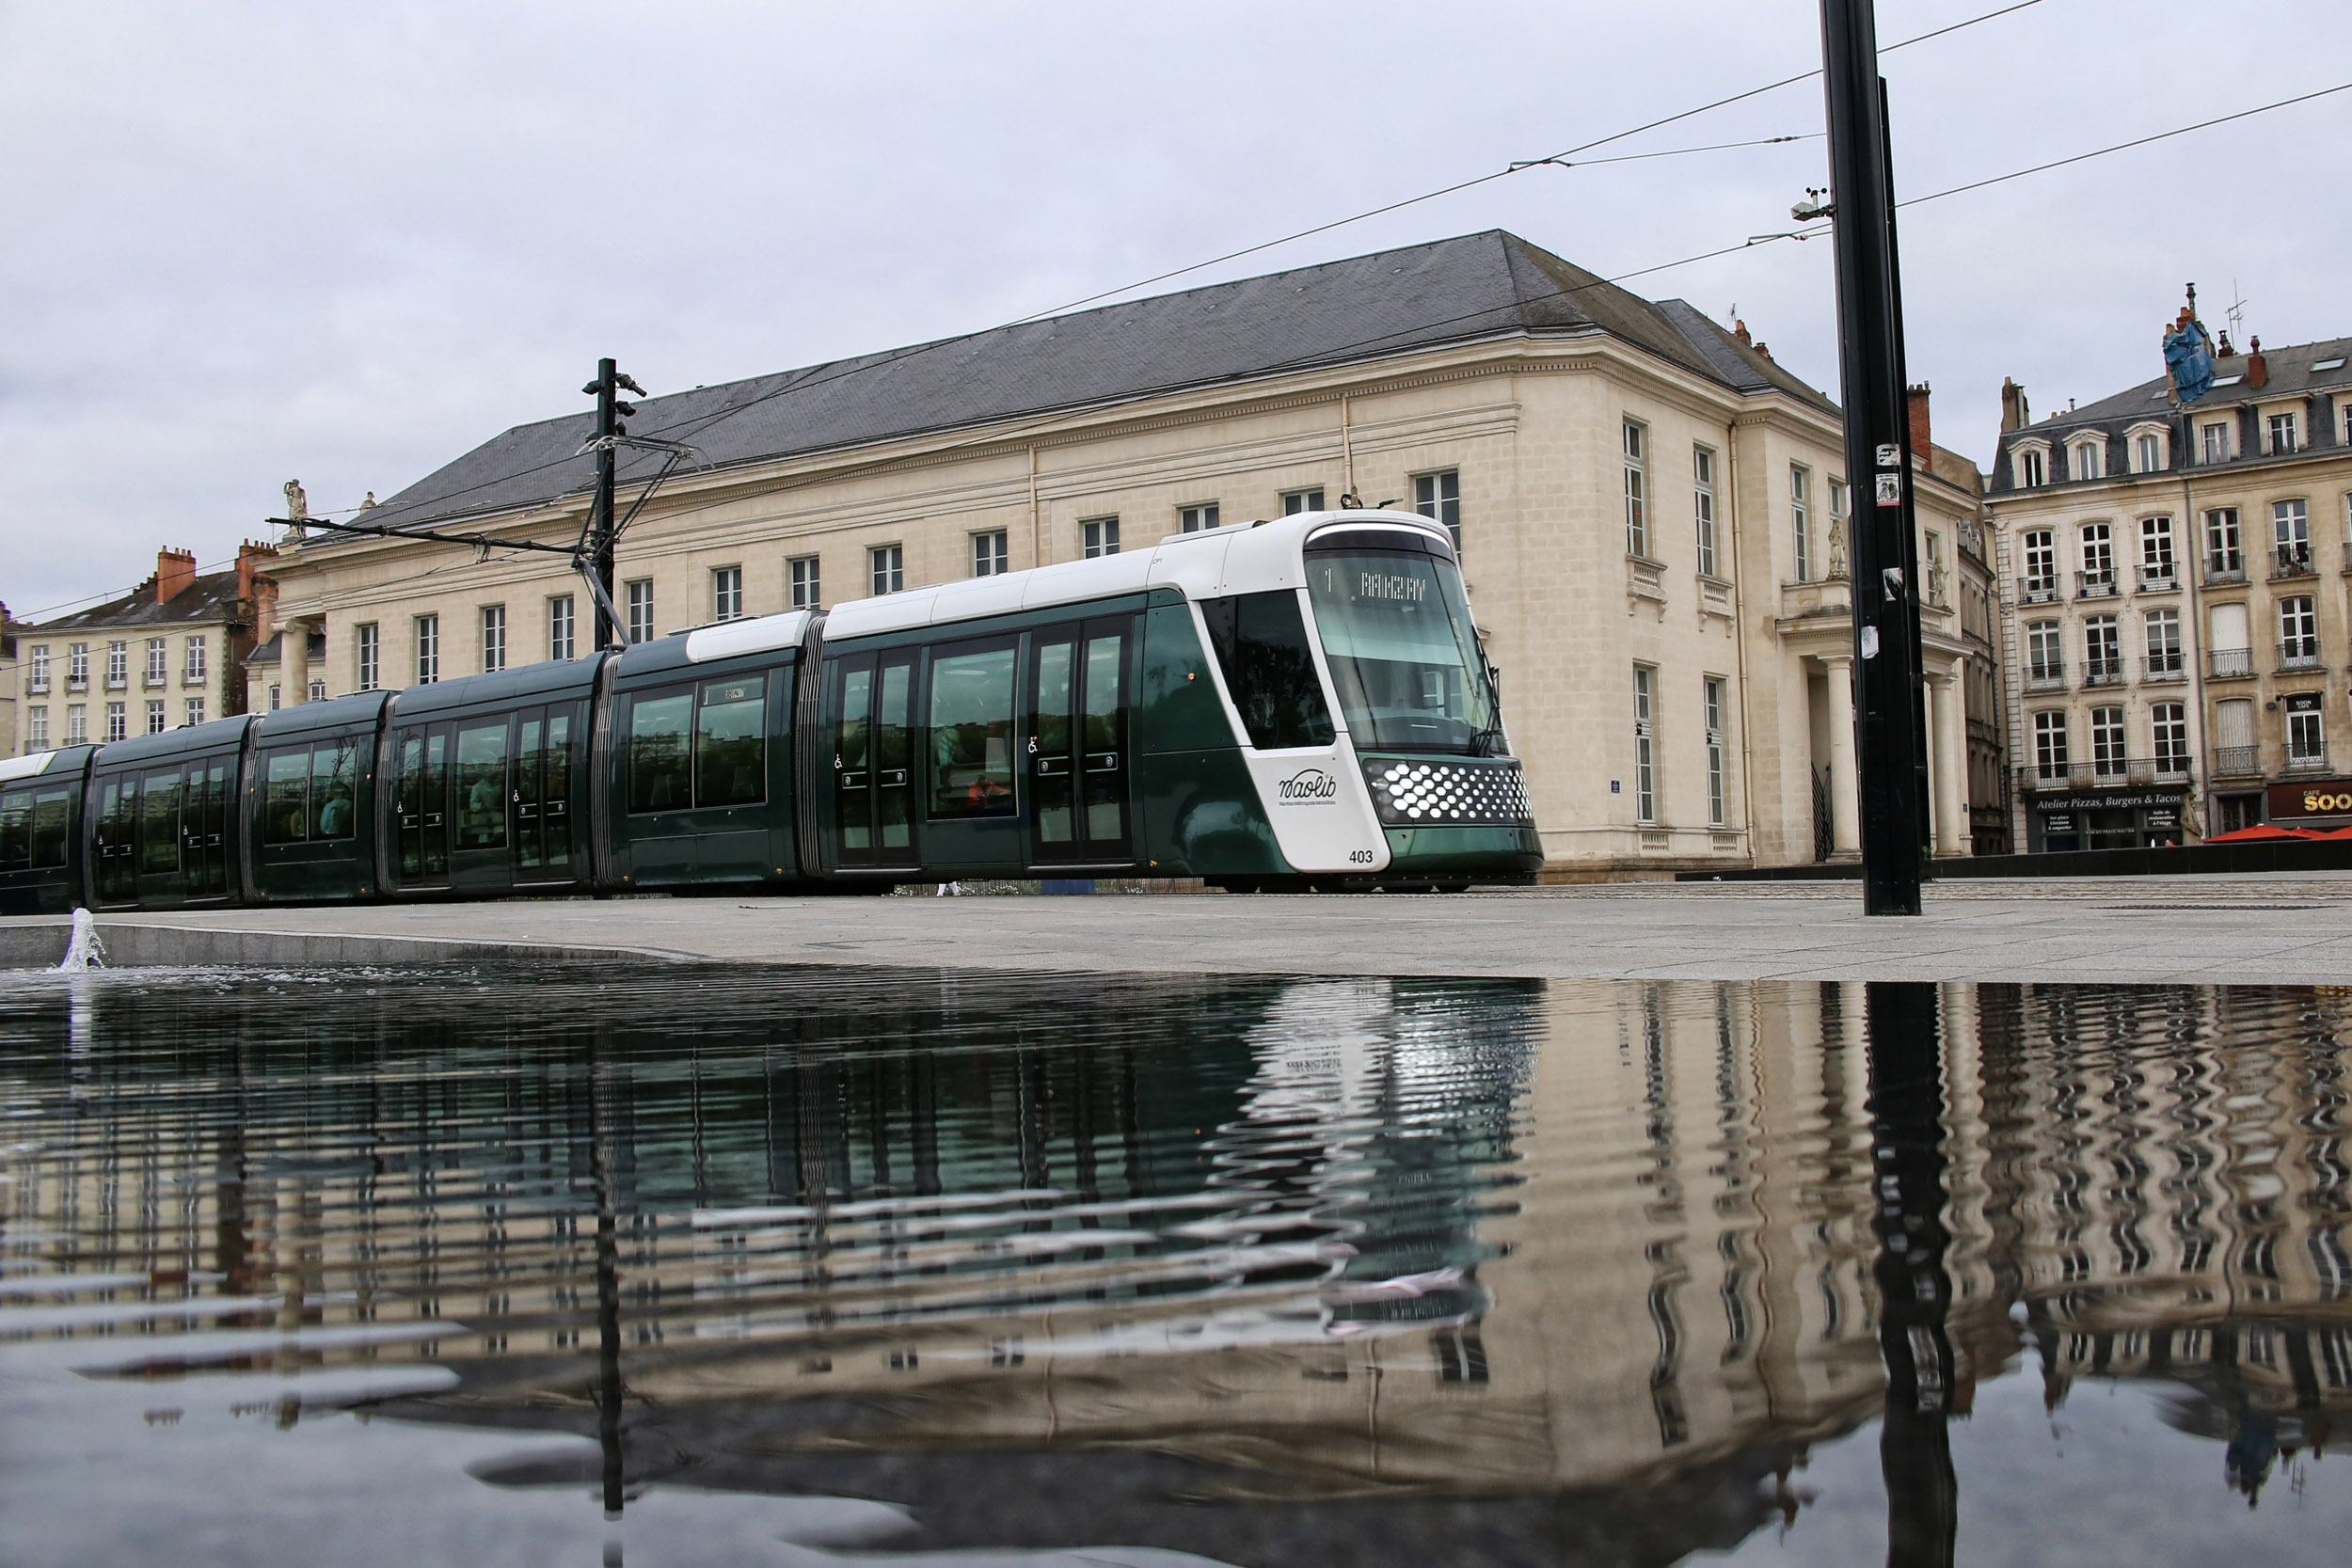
[1988,328,2352,848]
[11,545,277,754]
[258,230,1995,874]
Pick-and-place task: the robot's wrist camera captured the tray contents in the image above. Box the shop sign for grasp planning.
[2147,808,2180,830]
[2269,778,2352,818]
[2042,814,2075,833]
[2030,792,2185,813]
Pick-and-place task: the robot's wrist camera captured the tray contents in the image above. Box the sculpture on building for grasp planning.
[2163,299,2215,404]
[1827,514,1848,579]
[281,480,309,541]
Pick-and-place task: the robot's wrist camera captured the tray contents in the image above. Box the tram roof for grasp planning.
[335,231,1825,535]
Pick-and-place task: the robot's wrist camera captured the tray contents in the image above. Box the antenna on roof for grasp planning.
[2226,280,2247,346]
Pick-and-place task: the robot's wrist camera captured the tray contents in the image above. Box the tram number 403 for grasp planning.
[1348,849,1376,863]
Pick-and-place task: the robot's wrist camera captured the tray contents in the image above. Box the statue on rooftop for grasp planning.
[281,480,308,541]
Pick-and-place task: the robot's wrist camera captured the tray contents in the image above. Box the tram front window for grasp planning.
[1305,541,1501,754]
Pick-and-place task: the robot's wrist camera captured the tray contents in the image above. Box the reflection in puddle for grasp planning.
[0,965,2346,1566]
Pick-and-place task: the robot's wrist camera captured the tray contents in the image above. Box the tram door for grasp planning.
[393,723,451,885]
[183,759,230,898]
[94,777,137,903]
[1027,617,1133,865]
[828,652,916,869]
[511,707,574,880]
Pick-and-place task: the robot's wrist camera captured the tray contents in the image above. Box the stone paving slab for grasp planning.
[6,875,2351,983]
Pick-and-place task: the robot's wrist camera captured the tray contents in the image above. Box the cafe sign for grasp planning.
[2269,778,2352,818]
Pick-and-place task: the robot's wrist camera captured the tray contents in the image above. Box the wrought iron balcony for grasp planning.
[2280,640,2325,673]
[2137,564,2179,592]
[2082,658,2127,688]
[2204,562,2247,586]
[2024,664,2066,692]
[2210,746,2262,778]
[25,678,48,694]
[2076,569,2120,598]
[2273,545,2316,579]
[2016,757,2196,793]
[2018,575,2060,605]
[2142,655,2186,682]
[2208,647,2255,679]
[2285,748,2332,775]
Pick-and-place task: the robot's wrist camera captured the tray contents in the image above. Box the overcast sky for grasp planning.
[5,0,2347,619]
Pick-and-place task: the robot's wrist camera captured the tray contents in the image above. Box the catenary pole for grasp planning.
[1819,0,1927,914]
[583,357,645,650]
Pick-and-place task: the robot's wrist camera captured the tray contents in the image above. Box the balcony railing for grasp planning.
[2142,654,2186,682]
[2018,575,2060,605]
[2273,545,2316,579]
[2076,568,2119,598]
[2137,564,2179,592]
[2025,664,2066,692]
[2017,757,2197,793]
[2205,562,2247,586]
[2082,657,2127,688]
[2285,748,2332,775]
[2280,640,2325,673]
[2210,746,2262,778]
[25,677,49,694]
[2209,647,2255,678]
[142,673,167,689]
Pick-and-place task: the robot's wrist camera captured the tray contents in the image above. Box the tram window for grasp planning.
[696,675,767,808]
[1200,592,1334,750]
[544,715,572,866]
[0,791,27,870]
[312,741,358,840]
[262,750,310,843]
[1304,548,1498,753]
[30,790,69,869]
[139,770,182,874]
[929,645,1017,817]
[628,690,693,813]
[455,724,508,847]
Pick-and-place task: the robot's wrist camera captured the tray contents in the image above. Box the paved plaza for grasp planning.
[7,874,2352,983]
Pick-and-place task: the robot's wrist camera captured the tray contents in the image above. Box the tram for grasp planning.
[0,511,1540,915]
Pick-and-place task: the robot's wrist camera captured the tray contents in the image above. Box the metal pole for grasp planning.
[590,357,620,651]
[1820,0,1927,914]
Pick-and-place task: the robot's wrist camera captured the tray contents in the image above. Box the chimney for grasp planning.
[1753,341,1773,361]
[2247,336,2266,390]
[1999,377,2029,434]
[1732,318,1752,346]
[236,540,281,632]
[155,546,198,605]
[1906,382,1932,457]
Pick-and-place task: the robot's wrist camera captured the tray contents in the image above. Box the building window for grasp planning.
[2139,515,2174,583]
[2077,521,2115,594]
[2022,530,2056,597]
[869,545,903,596]
[2280,596,2320,665]
[2268,410,2300,455]
[625,579,654,643]
[2074,441,2103,482]
[1632,666,1656,824]
[1624,423,1648,557]
[1081,517,1120,558]
[2274,499,2311,571]
[183,698,205,728]
[27,644,49,690]
[66,705,87,744]
[1414,471,1461,551]
[2026,621,2063,686]
[2151,703,2189,776]
[710,565,743,623]
[183,634,206,683]
[2288,694,2327,765]
[1280,489,1325,515]
[308,680,325,703]
[480,604,506,673]
[2016,447,2045,488]
[2090,705,2126,777]
[267,685,281,712]
[145,638,168,685]
[2144,608,2182,675]
[68,642,88,686]
[2084,615,2122,683]
[104,702,127,742]
[2204,508,2242,578]
[1703,675,1726,828]
[2134,431,2164,473]
[789,556,820,610]
[1692,449,1718,578]
[972,531,1009,577]
[145,700,167,735]
[2033,710,2069,781]
[105,641,127,688]
[415,614,440,684]
[2201,421,2231,464]
[27,707,48,748]
[548,596,574,662]
[1786,464,1811,582]
[1179,503,1220,533]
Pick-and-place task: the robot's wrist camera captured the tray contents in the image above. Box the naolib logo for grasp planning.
[1277,768,1339,805]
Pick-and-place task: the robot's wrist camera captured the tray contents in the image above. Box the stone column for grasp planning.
[281,617,310,707]
[1932,669,1968,857]
[1823,654,1861,860]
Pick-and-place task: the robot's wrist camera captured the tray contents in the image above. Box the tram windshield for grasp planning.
[1304,534,1502,755]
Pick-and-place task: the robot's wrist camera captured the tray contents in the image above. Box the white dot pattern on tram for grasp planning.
[1366,760,1534,826]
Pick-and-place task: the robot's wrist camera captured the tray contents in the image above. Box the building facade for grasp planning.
[1989,331,2352,848]
[12,545,277,755]
[257,231,1994,874]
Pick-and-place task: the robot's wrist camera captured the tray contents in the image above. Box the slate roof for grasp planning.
[343,230,1834,536]
[35,570,250,635]
[246,629,326,668]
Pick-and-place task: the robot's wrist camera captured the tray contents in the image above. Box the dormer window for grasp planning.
[2012,442,2048,488]
[2268,409,2301,455]
[2072,440,2104,482]
[2200,420,2233,465]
